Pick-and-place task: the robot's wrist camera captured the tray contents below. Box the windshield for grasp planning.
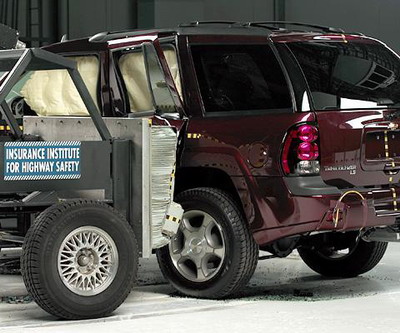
[287,40,400,110]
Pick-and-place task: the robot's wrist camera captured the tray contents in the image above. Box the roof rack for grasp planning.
[179,21,240,27]
[89,29,175,43]
[179,20,283,31]
[89,21,359,44]
[245,21,345,33]
[179,20,344,33]
[242,22,287,31]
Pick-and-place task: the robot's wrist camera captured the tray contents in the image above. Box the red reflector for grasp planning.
[297,142,319,160]
[297,124,318,142]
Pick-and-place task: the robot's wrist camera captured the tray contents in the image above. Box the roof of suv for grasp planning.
[44,21,368,53]
[89,21,350,42]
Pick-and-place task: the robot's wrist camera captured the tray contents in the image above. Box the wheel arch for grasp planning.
[175,167,244,217]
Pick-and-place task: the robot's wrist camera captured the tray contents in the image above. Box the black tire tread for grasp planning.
[21,199,138,319]
[157,187,258,298]
[298,239,388,278]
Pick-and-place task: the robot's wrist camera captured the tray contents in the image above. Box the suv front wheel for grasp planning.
[156,187,258,298]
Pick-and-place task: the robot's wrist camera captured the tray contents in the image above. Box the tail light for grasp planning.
[297,142,319,160]
[297,124,318,142]
[282,124,320,176]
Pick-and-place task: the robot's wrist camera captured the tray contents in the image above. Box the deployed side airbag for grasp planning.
[119,52,153,112]
[21,56,100,116]
[118,48,182,113]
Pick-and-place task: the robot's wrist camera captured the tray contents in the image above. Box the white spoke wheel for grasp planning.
[58,226,119,296]
[21,200,138,320]
[157,188,258,299]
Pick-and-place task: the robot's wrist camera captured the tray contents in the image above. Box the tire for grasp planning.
[298,237,388,278]
[21,200,138,319]
[156,187,258,298]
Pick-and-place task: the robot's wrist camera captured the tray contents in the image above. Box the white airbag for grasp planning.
[119,52,153,112]
[21,56,100,116]
[163,49,182,99]
[119,48,182,113]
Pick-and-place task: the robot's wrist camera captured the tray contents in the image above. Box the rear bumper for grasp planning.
[316,188,398,231]
[252,176,400,246]
[284,176,341,196]
[285,175,400,217]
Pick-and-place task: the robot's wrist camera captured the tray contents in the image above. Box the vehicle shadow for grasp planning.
[166,253,397,302]
[229,255,395,302]
[232,275,385,302]
[0,254,397,306]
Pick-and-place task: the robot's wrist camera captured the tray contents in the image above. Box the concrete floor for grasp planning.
[1,244,400,332]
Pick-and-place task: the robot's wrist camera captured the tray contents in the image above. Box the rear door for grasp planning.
[286,37,400,187]
[183,37,299,178]
[182,35,317,229]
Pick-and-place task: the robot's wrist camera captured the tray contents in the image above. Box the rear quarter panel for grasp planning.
[181,112,316,231]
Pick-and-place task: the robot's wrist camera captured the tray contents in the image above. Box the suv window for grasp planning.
[191,44,292,113]
[288,41,400,110]
[118,49,154,113]
[117,45,181,114]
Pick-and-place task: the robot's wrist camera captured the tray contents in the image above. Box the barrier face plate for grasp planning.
[4,141,81,181]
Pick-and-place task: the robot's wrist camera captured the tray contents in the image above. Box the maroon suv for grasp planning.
[43,21,400,298]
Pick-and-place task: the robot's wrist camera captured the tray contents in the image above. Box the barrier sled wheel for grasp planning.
[21,200,138,319]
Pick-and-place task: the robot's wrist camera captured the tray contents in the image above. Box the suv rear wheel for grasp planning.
[157,188,258,298]
[298,234,387,278]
